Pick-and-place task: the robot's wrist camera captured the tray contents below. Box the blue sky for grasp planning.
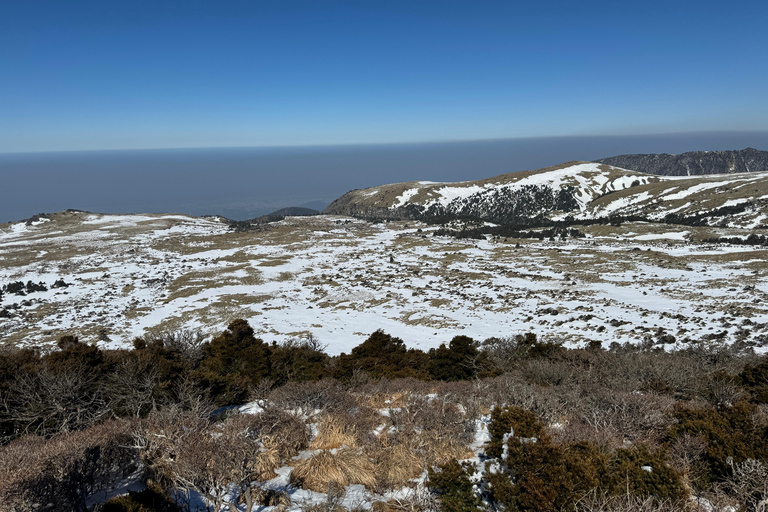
[2,0,767,153]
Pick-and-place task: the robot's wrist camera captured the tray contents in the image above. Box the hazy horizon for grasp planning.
[2,131,766,224]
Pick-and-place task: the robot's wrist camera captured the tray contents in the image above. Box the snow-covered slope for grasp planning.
[325,162,768,228]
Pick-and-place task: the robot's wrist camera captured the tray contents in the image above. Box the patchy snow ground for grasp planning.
[2,211,768,354]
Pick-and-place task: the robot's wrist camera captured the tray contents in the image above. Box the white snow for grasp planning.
[2,212,768,355]
[392,188,422,208]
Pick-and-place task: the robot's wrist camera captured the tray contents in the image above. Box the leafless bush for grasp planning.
[578,388,675,445]
[134,406,283,512]
[132,406,212,491]
[389,393,473,445]
[717,458,768,512]
[268,379,358,416]
[2,364,110,438]
[549,416,623,452]
[171,414,282,512]
[107,357,159,417]
[666,433,708,492]
[173,374,214,414]
[144,328,207,364]
[244,406,309,461]
[250,378,276,400]
[479,335,522,373]
[300,481,347,512]
[574,490,688,512]
[0,420,136,512]
[172,428,234,512]
[430,380,487,422]
[355,377,433,404]
[754,404,768,428]
[347,368,372,391]
[371,483,438,512]
[486,372,577,425]
[707,377,745,408]
[521,357,578,387]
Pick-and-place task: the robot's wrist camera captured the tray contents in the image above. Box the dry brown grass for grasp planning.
[369,442,424,489]
[420,434,474,466]
[290,449,377,492]
[252,436,281,481]
[364,391,409,409]
[311,414,359,450]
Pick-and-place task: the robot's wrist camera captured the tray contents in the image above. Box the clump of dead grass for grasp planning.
[369,441,424,489]
[311,414,359,450]
[290,449,376,492]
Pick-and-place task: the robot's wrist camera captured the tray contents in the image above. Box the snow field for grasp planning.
[2,212,768,354]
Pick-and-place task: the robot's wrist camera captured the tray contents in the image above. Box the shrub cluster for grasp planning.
[1,320,767,510]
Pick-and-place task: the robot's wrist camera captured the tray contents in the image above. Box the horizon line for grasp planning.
[2,130,767,156]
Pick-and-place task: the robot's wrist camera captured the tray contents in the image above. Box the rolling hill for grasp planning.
[324,161,768,228]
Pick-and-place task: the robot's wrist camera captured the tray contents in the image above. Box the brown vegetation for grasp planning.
[1,321,767,511]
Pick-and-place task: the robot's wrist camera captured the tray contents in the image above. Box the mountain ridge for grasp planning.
[595,147,768,176]
[324,161,768,228]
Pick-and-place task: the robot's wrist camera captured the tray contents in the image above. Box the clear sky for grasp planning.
[2,0,767,153]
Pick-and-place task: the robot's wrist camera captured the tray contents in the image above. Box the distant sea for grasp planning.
[2,132,766,223]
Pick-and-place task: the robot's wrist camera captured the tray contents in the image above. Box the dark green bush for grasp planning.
[740,356,768,404]
[334,330,430,380]
[268,340,329,386]
[602,445,686,500]
[428,459,484,512]
[489,434,607,512]
[194,319,272,405]
[486,405,544,458]
[668,399,768,482]
[486,406,684,511]
[428,335,497,381]
[101,484,180,512]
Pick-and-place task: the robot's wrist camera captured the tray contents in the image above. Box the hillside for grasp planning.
[323,161,768,228]
[596,147,768,176]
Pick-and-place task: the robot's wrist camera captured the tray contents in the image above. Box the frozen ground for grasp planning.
[2,211,768,354]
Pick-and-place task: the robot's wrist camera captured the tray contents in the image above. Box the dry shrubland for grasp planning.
[0,320,767,511]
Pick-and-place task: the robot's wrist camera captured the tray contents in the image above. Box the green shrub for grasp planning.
[668,399,768,482]
[486,405,544,458]
[740,356,768,404]
[489,434,607,512]
[428,335,497,381]
[194,319,272,405]
[101,484,180,512]
[269,340,329,386]
[334,330,430,381]
[602,445,686,500]
[428,459,484,512]
[486,406,683,511]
